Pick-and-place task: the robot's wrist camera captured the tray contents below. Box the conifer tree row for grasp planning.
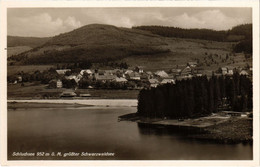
[137,73,252,119]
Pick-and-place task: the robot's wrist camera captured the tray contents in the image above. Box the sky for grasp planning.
[7,8,252,37]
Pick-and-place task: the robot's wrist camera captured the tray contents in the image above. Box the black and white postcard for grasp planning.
[0,1,259,166]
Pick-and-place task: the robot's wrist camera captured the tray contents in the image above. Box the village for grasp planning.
[7,59,252,98]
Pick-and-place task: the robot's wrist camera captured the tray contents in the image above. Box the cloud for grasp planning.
[64,16,82,28]
[169,10,246,30]
[8,8,251,37]
[8,13,82,37]
[81,9,246,31]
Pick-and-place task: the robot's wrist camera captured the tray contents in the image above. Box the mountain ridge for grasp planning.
[8,24,251,66]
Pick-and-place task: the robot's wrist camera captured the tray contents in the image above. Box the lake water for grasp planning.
[8,106,252,160]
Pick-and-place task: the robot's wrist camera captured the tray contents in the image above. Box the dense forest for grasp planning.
[133,26,227,41]
[133,24,252,53]
[137,73,252,119]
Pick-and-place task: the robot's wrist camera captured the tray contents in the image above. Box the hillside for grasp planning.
[9,24,170,64]
[133,24,252,54]
[133,24,252,42]
[7,46,32,57]
[7,36,51,48]
[8,24,252,73]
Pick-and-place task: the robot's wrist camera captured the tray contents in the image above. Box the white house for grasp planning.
[56,79,62,88]
[80,69,92,76]
[149,79,159,88]
[240,70,249,76]
[221,67,228,75]
[128,72,141,80]
[188,62,197,67]
[155,70,169,78]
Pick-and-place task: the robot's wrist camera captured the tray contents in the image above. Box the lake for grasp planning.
[8,105,252,160]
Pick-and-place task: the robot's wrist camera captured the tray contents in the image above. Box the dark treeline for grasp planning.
[137,73,252,119]
[133,24,252,53]
[133,24,252,42]
[133,26,227,41]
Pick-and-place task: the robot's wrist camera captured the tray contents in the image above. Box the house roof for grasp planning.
[96,75,117,80]
[221,67,228,71]
[155,70,169,77]
[240,70,249,75]
[125,70,133,74]
[56,69,71,75]
[146,71,153,75]
[65,75,77,80]
[128,72,141,77]
[181,66,192,74]
[161,79,175,84]
[149,79,159,84]
[60,91,77,96]
[114,77,128,82]
[171,69,182,73]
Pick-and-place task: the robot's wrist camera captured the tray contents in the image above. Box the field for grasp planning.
[7,65,55,76]
[7,46,32,57]
[120,38,251,73]
[7,82,139,100]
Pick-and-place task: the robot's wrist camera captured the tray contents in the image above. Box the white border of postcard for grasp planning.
[0,0,259,166]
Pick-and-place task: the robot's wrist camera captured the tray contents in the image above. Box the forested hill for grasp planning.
[7,36,52,48]
[133,24,252,54]
[132,24,252,42]
[8,24,170,64]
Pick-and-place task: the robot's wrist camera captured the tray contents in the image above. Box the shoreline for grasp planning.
[119,113,253,144]
[7,101,253,144]
[7,99,138,107]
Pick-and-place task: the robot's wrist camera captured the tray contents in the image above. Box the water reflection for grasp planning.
[8,106,253,160]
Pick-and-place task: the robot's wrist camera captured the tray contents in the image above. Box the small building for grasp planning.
[60,91,77,97]
[171,69,182,75]
[219,111,242,117]
[114,77,128,83]
[48,79,62,88]
[181,66,192,76]
[80,69,92,76]
[240,70,249,76]
[161,79,175,84]
[188,61,197,67]
[95,74,117,82]
[124,69,133,74]
[227,69,233,75]
[57,79,62,88]
[65,75,80,83]
[149,79,159,88]
[155,70,169,78]
[221,67,228,75]
[79,93,91,97]
[17,76,22,82]
[196,73,203,77]
[127,72,141,80]
[144,71,153,79]
[140,73,150,80]
[135,66,144,73]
